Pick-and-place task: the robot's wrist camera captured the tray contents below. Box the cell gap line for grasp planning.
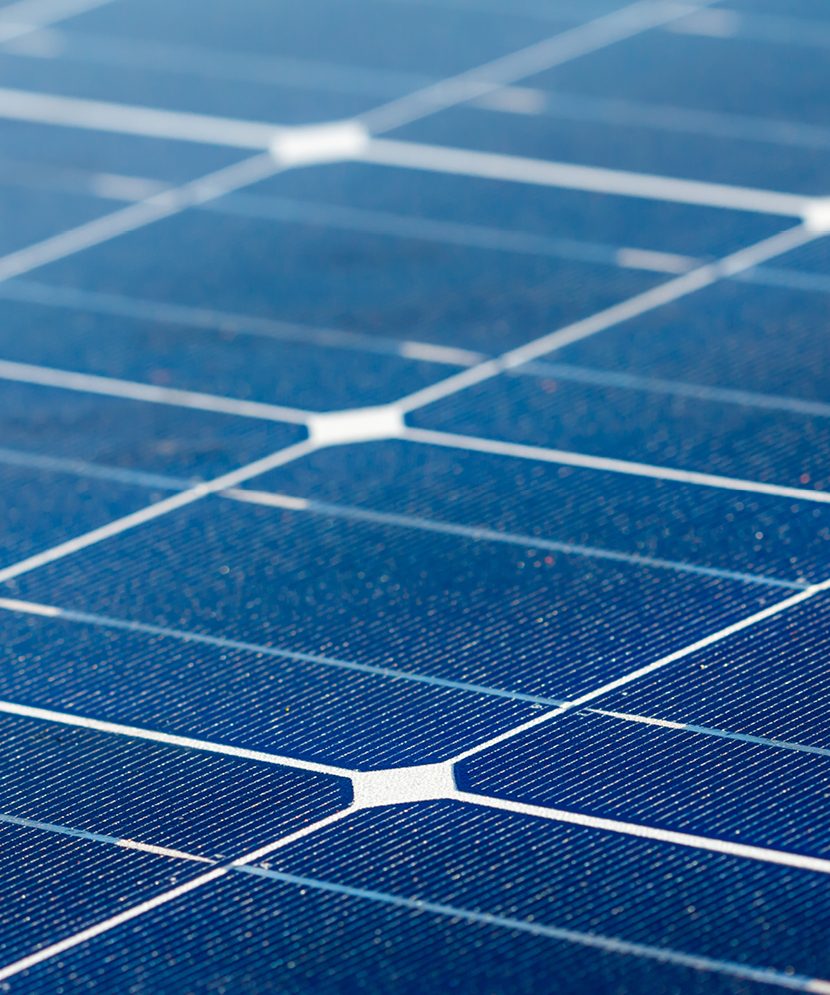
[451,577,830,764]
[0,0,114,45]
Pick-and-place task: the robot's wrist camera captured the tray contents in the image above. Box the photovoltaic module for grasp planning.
[0,0,828,991]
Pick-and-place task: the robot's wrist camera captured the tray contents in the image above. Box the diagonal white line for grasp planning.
[358,0,719,132]
[396,223,819,413]
[0,0,112,43]
[0,867,226,985]
[0,796,827,994]
[451,579,830,762]
[1,593,827,764]
[0,0,703,616]
[0,7,822,985]
[0,85,820,222]
[0,152,281,283]
[0,438,317,585]
[0,807,354,984]
[0,0,686,602]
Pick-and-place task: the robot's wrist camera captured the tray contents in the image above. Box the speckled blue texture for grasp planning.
[0,0,828,991]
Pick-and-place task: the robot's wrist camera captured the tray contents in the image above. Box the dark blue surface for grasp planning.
[0,118,245,182]
[0,380,304,479]
[0,611,540,769]
[547,277,830,400]
[412,373,830,490]
[252,439,830,583]
[0,820,204,966]
[0,463,163,567]
[58,0,557,78]
[458,710,830,855]
[0,295,451,411]
[0,713,350,858]
[597,595,830,750]
[29,206,661,354]
[396,104,830,194]
[728,0,829,14]
[5,496,778,701]
[0,0,828,991]
[19,872,786,995]
[253,161,790,258]
[254,803,830,978]
[0,48,374,124]
[531,30,830,126]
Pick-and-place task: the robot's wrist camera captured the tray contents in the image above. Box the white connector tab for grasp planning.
[270,120,370,168]
[308,405,404,446]
[803,199,830,235]
[352,763,456,808]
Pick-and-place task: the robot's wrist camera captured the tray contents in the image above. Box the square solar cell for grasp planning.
[393,102,830,194]
[19,872,777,995]
[0,293,454,411]
[250,438,830,584]
[0,380,304,479]
[457,710,830,856]
[596,595,830,751]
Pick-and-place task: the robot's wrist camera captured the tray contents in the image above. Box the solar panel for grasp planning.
[0,0,828,991]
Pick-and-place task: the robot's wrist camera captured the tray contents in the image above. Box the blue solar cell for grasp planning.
[0,610,539,769]
[0,49,374,123]
[0,295,452,411]
[543,280,830,404]
[0,820,204,967]
[255,160,789,258]
[396,105,830,194]
[251,439,830,584]
[63,0,556,76]
[0,713,350,858]
[411,373,830,490]
[28,207,661,353]
[530,31,830,127]
[0,464,162,568]
[6,496,779,701]
[458,710,830,856]
[597,596,830,750]
[259,803,830,978]
[15,870,791,995]
[0,381,304,480]
[6,26,430,105]
[728,0,829,14]
[0,0,827,988]
[0,118,245,182]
